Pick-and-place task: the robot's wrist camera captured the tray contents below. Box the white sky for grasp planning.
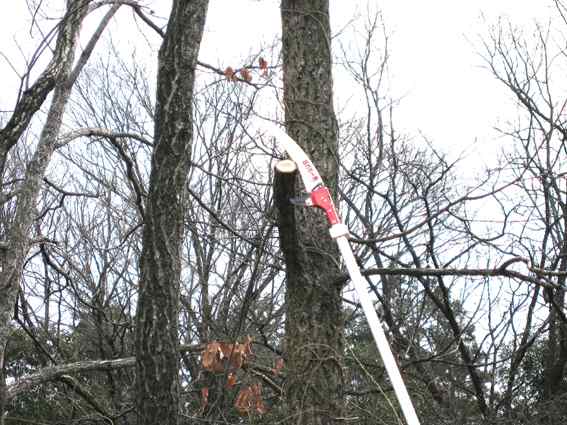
[0,0,559,168]
[376,0,555,160]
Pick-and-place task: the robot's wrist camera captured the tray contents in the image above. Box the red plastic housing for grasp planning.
[310,186,341,225]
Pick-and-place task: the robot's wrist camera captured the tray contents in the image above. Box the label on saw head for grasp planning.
[302,159,320,182]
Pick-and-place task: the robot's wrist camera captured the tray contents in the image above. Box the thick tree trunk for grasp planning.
[134,1,208,424]
[279,1,344,424]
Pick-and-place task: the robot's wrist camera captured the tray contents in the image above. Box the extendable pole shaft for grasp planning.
[336,236,421,425]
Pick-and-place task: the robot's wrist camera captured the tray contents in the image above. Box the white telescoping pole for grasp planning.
[335,236,421,425]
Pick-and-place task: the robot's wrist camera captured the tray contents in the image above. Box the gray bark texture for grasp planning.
[134,1,208,424]
[0,1,92,421]
[279,1,344,424]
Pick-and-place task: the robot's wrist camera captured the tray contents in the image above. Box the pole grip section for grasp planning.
[310,186,341,225]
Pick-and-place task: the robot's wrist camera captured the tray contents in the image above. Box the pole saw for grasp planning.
[259,121,421,425]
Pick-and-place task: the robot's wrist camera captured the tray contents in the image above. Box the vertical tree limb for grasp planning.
[279,1,344,423]
[134,1,209,424]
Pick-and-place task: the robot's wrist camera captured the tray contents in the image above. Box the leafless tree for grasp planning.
[3,3,567,425]
[0,1,120,422]
[477,8,567,422]
[274,1,345,424]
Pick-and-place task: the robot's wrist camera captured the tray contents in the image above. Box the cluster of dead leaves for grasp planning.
[200,336,259,415]
[201,335,253,373]
[199,337,285,416]
[201,383,267,416]
[223,57,269,83]
[235,383,267,415]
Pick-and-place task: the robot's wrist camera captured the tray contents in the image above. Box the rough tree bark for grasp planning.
[278,1,344,423]
[134,1,208,424]
[543,197,567,400]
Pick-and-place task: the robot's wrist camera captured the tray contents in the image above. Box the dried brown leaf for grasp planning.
[234,383,266,416]
[201,387,209,410]
[259,57,268,77]
[240,68,252,82]
[224,66,236,81]
[201,341,224,373]
[226,372,237,389]
[272,357,284,375]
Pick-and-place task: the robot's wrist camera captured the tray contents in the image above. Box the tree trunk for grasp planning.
[134,1,208,424]
[279,1,344,423]
[543,197,567,400]
[0,1,91,420]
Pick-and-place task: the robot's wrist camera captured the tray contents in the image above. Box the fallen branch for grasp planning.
[6,344,202,402]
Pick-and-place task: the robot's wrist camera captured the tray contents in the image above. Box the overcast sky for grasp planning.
[0,0,558,168]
